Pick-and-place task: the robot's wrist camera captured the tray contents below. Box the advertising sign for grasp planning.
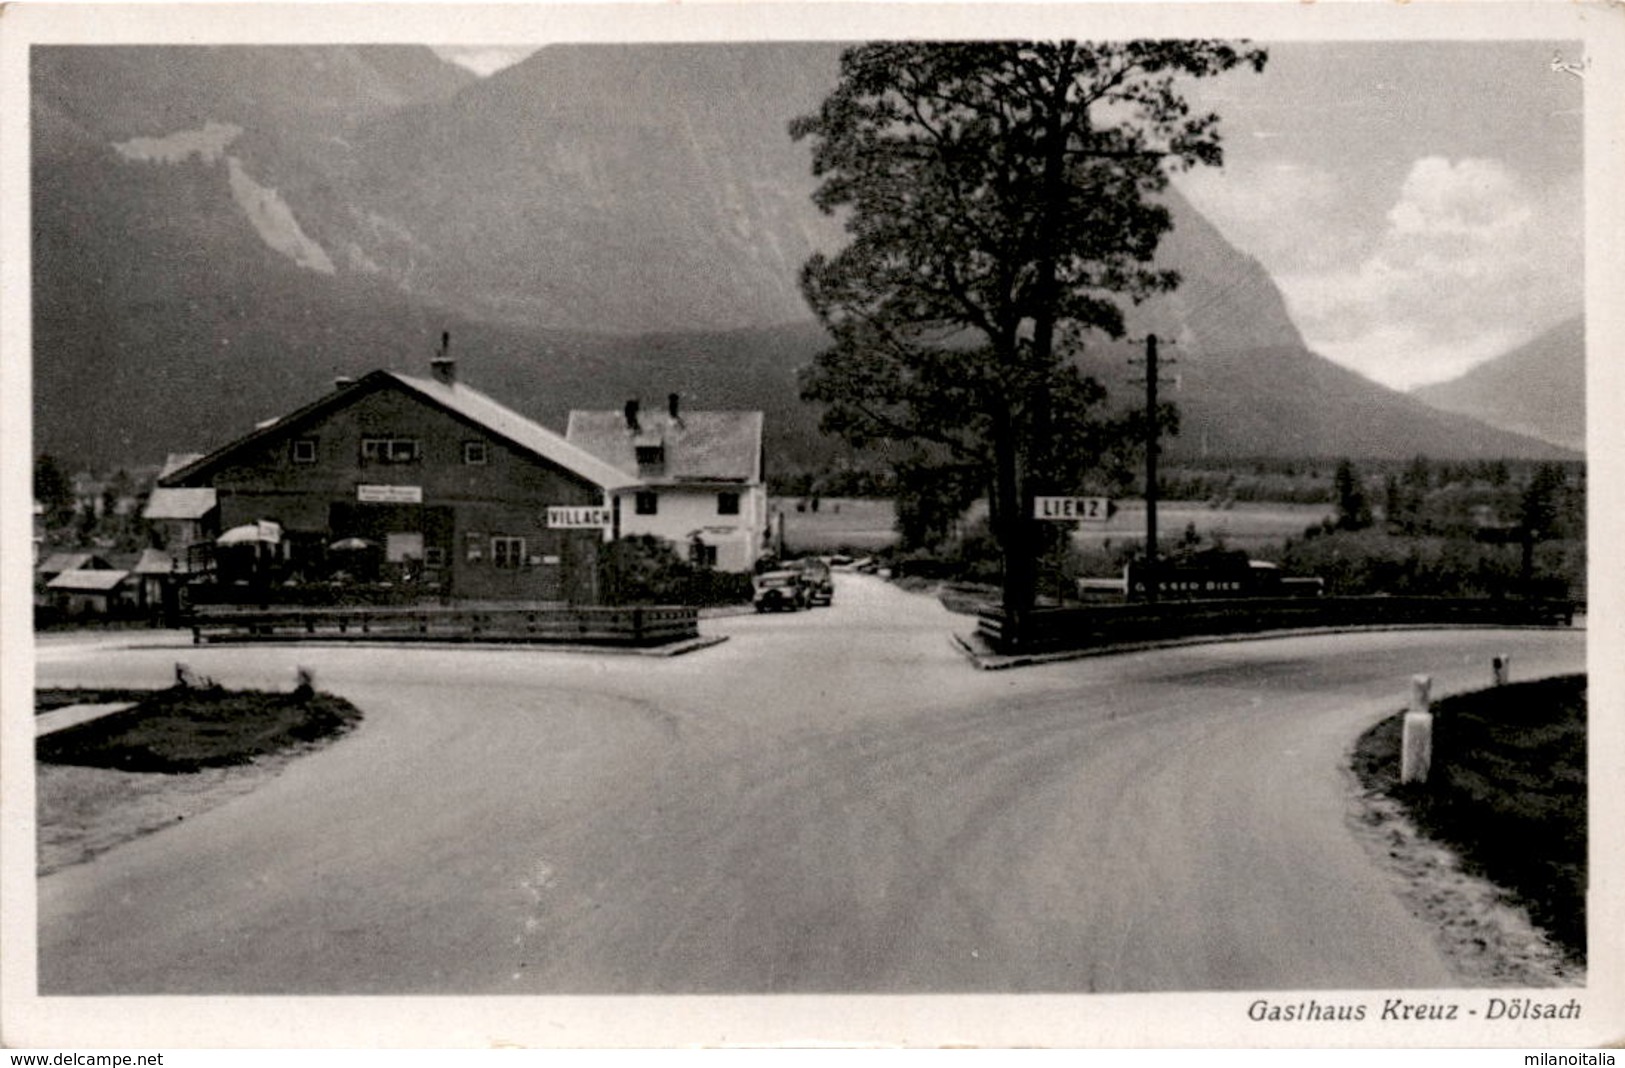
[547,506,612,529]
[357,484,422,504]
[1033,496,1111,522]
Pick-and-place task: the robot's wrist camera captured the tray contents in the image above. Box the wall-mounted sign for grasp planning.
[547,506,612,529]
[1033,496,1111,522]
[357,484,422,504]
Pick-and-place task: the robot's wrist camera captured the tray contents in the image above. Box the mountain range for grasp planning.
[30,44,1581,475]
[1411,316,1585,454]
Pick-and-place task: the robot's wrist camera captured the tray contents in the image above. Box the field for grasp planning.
[771,497,901,555]
[1062,500,1332,553]
[771,497,1332,557]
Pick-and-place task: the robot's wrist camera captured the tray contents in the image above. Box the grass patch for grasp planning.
[1351,675,1586,963]
[37,685,363,774]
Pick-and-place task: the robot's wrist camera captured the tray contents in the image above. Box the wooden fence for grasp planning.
[187,604,699,647]
[976,597,1577,654]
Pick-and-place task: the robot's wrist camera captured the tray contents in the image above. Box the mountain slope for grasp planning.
[351,42,850,333]
[30,42,1578,472]
[1412,317,1585,452]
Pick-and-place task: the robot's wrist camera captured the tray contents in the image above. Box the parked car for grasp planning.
[753,569,808,612]
[795,557,834,605]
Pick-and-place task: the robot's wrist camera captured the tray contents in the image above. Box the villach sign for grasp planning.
[547,506,612,529]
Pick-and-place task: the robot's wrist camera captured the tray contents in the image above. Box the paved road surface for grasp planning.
[35,575,1584,993]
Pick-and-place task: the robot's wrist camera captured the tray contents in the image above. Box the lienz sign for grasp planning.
[1033,496,1111,522]
[546,506,612,529]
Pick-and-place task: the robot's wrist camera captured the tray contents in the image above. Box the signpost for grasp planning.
[1033,496,1112,522]
[546,506,612,529]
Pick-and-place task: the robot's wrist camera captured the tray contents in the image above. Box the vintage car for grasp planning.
[795,557,834,606]
[753,569,809,612]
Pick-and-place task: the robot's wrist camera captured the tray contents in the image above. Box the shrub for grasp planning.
[599,535,754,606]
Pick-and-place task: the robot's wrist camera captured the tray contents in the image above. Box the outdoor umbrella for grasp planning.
[217,521,282,546]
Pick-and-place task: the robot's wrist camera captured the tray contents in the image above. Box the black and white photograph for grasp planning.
[3,1,1621,1051]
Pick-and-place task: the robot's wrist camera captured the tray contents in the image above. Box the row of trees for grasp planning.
[1331,458,1581,541]
[34,453,153,554]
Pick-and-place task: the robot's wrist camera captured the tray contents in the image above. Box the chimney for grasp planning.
[430,330,456,386]
[623,399,641,433]
[667,392,681,420]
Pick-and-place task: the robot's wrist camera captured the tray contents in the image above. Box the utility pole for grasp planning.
[1144,334,1161,604]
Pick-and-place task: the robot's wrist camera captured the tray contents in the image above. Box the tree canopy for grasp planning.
[792,41,1267,616]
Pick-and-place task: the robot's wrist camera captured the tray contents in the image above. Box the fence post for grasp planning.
[1401,674,1433,785]
[1493,654,1512,686]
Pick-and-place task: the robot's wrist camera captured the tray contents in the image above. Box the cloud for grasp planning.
[1273,157,1582,389]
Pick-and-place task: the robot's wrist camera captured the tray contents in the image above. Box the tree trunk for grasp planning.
[992,406,1036,625]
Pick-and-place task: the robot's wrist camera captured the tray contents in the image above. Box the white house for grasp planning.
[567,395,766,573]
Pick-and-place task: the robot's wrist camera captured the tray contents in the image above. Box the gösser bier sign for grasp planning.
[1033,496,1111,522]
[547,506,612,529]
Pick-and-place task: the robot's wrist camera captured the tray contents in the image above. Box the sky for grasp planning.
[432,40,1584,392]
[1173,41,1585,390]
[432,44,538,77]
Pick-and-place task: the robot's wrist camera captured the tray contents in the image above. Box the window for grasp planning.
[386,532,424,563]
[292,438,318,464]
[635,445,665,468]
[361,438,420,465]
[717,492,740,516]
[491,536,525,569]
[635,491,659,516]
[465,532,484,563]
[424,547,446,568]
[690,541,718,568]
[463,441,488,465]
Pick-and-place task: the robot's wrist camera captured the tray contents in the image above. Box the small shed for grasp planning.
[46,568,134,617]
[143,486,219,562]
[132,548,183,614]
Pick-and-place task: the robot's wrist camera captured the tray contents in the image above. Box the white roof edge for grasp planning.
[388,373,640,491]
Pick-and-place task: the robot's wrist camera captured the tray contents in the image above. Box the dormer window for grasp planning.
[635,444,665,469]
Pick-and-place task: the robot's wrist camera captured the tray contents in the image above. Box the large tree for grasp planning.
[792,41,1266,618]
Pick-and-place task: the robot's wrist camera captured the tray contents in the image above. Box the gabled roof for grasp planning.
[48,569,130,592]
[39,552,111,575]
[143,487,218,520]
[162,370,637,492]
[566,409,764,484]
[389,373,636,490]
[132,548,178,575]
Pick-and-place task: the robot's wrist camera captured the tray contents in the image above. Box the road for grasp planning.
[35,574,1584,994]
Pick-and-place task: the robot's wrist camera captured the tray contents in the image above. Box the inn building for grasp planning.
[159,354,638,603]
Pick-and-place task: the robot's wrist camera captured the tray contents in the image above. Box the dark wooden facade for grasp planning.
[164,372,620,604]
